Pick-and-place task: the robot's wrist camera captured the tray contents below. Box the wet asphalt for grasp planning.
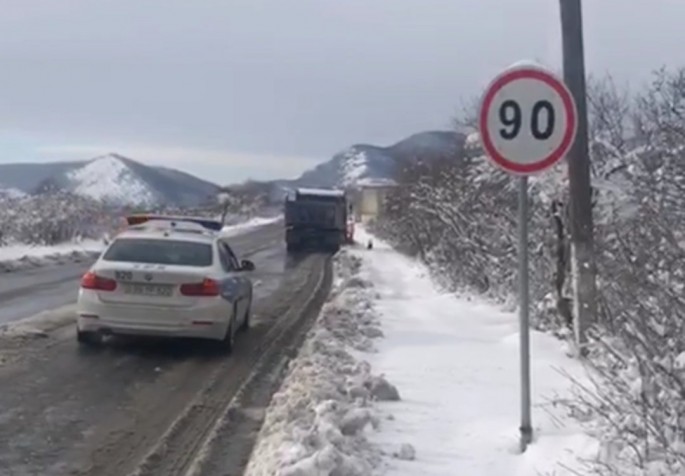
[0,221,333,476]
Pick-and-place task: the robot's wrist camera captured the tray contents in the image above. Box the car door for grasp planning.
[216,242,244,320]
[224,242,251,308]
[219,242,250,320]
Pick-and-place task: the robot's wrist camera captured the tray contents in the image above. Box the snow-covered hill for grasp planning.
[290,130,466,189]
[2,154,219,207]
[295,144,397,188]
[66,155,158,206]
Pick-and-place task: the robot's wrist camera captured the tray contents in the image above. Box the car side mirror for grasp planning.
[241,259,255,271]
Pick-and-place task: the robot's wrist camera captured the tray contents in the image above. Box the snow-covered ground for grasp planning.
[0,239,104,263]
[0,239,105,272]
[245,227,599,476]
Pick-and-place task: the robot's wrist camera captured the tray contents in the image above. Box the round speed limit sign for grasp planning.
[478,64,577,175]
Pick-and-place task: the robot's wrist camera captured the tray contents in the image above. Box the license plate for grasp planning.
[122,283,173,297]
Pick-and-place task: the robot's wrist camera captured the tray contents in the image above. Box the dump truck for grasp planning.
[285,187,351,253]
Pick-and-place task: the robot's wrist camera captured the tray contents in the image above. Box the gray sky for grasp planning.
[0,0,683,184]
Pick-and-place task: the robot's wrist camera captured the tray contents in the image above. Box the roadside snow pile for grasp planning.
[0,239,104,273]
[246,227,600,475]
[245,251,398,476]
[0,304,77,340]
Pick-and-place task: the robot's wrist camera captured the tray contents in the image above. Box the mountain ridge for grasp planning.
[0,129,465,206]
[282,130,466,189]
[2,154,219,207]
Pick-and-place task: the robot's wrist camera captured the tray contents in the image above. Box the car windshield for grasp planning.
[103,238,213,267]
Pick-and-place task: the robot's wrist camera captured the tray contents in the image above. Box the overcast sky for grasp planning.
[0,0,683,184]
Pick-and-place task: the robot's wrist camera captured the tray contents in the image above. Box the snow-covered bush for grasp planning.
[144,184,273,226]
[0,189,275,250]
[0,192,117,246]
[373,148,568,331]
[373,67,685,474]
[577,69,685,475]
[215,182,274,224]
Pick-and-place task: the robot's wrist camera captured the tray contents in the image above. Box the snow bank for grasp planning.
[245,251,393,476]
[0,239,104,273]
[245,227,599,475]
[0,304,77,340]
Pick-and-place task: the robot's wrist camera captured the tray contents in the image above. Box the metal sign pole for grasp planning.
[518,175,533,451]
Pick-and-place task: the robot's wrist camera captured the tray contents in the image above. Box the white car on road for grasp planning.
[76,215,255,352]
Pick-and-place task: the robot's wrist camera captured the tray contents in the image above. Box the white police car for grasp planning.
[76,215,255,352]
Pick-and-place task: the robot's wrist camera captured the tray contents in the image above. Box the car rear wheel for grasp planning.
[77,329,102,347]
[240,299,251,332]
[220,306,237,354]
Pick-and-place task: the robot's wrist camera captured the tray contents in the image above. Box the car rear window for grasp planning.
[103,238,213,267]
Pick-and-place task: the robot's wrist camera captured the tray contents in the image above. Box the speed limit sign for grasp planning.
[478,64,577,175]
[478,63,579,449]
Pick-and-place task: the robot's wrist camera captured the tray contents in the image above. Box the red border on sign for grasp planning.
[478,68,577,175]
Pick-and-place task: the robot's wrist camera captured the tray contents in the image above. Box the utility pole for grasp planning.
[559,0,597,353]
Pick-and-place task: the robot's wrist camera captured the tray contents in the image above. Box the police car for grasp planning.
[76,215,255,352]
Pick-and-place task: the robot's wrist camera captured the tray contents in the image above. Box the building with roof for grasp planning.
[349,178,397,224]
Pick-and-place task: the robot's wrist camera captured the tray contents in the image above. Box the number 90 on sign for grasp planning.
[499,99,555,141]
[479,66,577,175]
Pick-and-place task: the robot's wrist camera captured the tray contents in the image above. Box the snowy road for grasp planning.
[0,261,92,324]
[0,221,334,476]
